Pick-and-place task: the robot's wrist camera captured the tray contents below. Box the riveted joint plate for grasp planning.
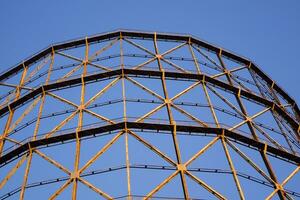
[177,164,186,171]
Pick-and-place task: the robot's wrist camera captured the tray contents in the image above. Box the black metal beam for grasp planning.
[1,122,299,166]
[0,68,298,135]
[0,30,298,118]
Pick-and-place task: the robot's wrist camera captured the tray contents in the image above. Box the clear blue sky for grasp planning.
[0,1,299,199]
[0,0,299,102]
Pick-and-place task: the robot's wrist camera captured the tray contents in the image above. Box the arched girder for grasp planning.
[0,30,298,118]
[0,68,298,138]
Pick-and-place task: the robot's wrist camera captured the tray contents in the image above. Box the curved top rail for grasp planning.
[0,30,298,117]
[0,68,298,138]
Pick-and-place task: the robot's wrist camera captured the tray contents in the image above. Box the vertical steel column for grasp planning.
[0,63,28,155]
[153,33,189,199]
[249,69,296,154]
[19,48,55,199]
[19,147,32,200]
[120,32,132,199]
[72,38,89,200]
[189,44,244,199]
[217,50,286,200]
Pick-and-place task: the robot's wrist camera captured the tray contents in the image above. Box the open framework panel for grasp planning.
[0,30,299,200]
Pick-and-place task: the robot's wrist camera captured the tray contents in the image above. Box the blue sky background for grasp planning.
[0,1,299,199]
[0,0,299,102]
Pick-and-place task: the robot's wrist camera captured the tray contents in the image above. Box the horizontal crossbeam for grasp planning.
[0,30,298,118]
[0,69,298,136]
[1,122,299,166]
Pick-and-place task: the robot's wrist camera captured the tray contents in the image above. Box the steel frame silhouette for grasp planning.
[0,30,299,200]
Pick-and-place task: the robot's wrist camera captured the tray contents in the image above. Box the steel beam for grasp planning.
[1,122,299,166]
[0,30,298,120]
[0,69,298,136]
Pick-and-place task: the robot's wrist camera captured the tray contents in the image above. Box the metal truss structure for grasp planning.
[0,30,299,200]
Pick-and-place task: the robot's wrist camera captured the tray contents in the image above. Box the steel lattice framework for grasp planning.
[0,30,299,200]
